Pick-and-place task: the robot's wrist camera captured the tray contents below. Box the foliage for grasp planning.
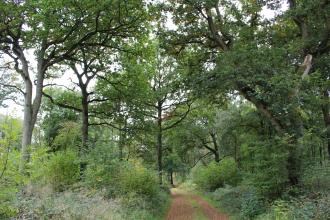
[30,150,79,191]
[0,117,24,218]
[84,144,120,191]
[41,90,80,149]
[16,186,124,220]
[300,163,330,192]
[117,161,159,197]
[241,138,290,198]
[193,157,239,191]
[0,0,329,219]
[211,185,265,219]
[85,145,160,198]
[257,194,330,220]
[0,150,23,218]
[51,121,81,152]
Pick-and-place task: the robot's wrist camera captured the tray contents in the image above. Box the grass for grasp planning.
[189,198,208,220]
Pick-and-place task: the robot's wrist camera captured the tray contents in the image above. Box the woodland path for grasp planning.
[165,188,228,220]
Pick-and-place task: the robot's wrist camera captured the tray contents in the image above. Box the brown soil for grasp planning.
[166,189,229,220]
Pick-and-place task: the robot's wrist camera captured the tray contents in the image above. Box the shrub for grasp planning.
[85,145,160,198]
[117,161,159,197]
[241,139,289,198]
[300,163,330,192]
[84,144,120,192]
[31,150,79,191]
[240,188,265,218]
[218,157,240,186]
[211,185,265,219]
[120,189,170,220]
[51,121,80,151]
[256,193,330,220]
[16,187,124,220]
[193,157,239,191]
[0,150,24,218]
[211,185,242,214]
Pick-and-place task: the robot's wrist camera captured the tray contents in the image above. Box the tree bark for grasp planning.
[157,101,163,185]
[20,78,33,172]
[170,169,174,186]
[321,90,330,159]
[81,89,89,151]
[18,51,46,172]
[79,85,89,176]
[210,132,220,162]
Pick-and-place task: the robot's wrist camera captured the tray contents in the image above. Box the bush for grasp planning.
[256,193,330,220]
[211,185,242,214]
[120,189,170,220]
[241,139,289,198]
[193,157,239,191]
[84,144,122,191]
[117,161,159,197]
[84,145,169,219]
[30,150,79,191]
[85,145,160,198]
[300,163,330,192]
[240,188,265,219]
[16,187,124,220]
[0,150,23,219]
[0,117,24,218]
[219,157,240,186]
[211,185,265,219]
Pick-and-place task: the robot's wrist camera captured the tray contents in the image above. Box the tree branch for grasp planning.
[42,92,82,112]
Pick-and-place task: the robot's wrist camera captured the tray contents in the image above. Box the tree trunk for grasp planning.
[80,89,89,175]
[81,92,89,150]
[118,117,127,160]
[321,90,330,159]
[119,127,124,160]
[170,169,174,186]
[157,102,163,185]
[16,48,46,173]
[19,78,33,172]
[20,73,45,172]
[210,132,220,162]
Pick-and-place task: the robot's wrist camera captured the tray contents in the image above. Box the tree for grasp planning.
[0,0,148,172]
[162,0,330,184]
[97,41,192,184]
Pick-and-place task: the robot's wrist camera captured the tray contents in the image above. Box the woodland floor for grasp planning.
[166,188,228,220]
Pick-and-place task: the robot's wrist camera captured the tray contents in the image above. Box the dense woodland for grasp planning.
[0,0,329,219]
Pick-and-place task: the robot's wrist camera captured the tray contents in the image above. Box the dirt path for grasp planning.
[166,189,228,220]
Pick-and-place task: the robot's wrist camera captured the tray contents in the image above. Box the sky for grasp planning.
[0,1,288,119]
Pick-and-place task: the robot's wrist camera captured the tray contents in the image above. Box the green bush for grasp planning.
[120,189,170,220]
[84,144,120,191]
[258,193,330,220]
[193,157,239,191]
[31,150,79,191]
[0,117,24,218]
[219,157,240,186]
[211,185,242,214]
[211,185,265,219]
[240,188,265,219]
[85,145,160,198]
[301,163,330,192]
[241,139,289,198]
[117,161,159,197]
[0,150,23,219]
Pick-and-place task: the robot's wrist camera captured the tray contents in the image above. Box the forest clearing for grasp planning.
[0,0,329,219]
